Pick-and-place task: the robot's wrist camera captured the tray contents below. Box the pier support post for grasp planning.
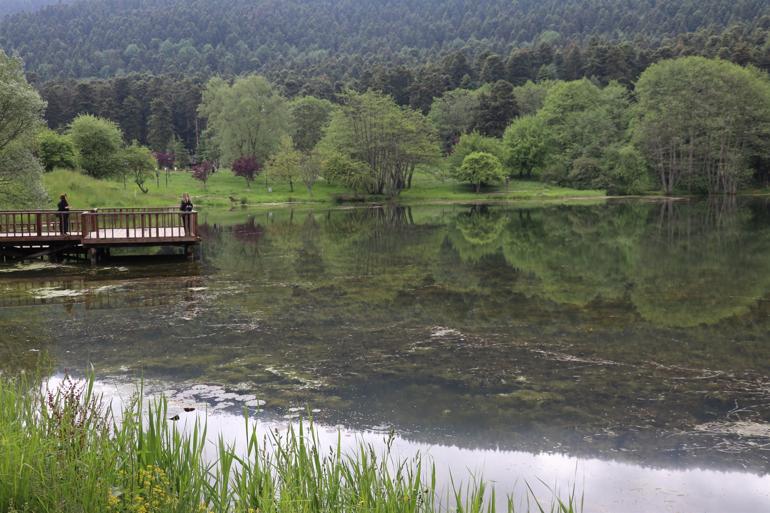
[88,248,98,265]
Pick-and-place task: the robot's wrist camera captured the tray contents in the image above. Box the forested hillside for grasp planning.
[2,0,770,203]
[1,0,768,81]
[0,0,66,18]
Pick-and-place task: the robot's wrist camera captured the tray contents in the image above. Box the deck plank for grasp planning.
[0,210,199,247]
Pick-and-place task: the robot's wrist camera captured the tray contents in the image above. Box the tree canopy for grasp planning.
[68,114,124,178]
[0,51,46,153]
[456,152,505,192]
[198,75,290,167]
[1,0,767,82]
[634,56,770,194]
[320,90,439,197]
[0,51,47,207]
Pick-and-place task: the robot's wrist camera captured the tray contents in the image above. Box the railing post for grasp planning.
[36,213,42,236]
[191,212,197,237]
[81,213,89,239]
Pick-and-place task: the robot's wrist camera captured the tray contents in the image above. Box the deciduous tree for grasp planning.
[455,151,506,192]
[0,51,45,153]
[320,90,439,196]
[192,160,215,189]
[634,57,770,194]
[198,75,290,167]
[68,114,124,178]
[447,131,505,177]
[232,155,261,187]
[288,96,335,153]
[37,129,77,172]
[266,136,301,192]
[428,89,480,153]
[120,142,156,193]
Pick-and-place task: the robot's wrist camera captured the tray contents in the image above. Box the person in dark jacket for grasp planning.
[57,194,70,234]
[179,193,193,235]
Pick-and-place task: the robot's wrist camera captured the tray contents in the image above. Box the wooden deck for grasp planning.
[0,208,200,261]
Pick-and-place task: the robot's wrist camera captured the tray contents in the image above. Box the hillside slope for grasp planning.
[1,0,768,80]
[0,0,67,18]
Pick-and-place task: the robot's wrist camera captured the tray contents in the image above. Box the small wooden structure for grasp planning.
[0,207,200,263]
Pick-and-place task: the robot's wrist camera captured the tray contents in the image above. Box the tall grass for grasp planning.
[0,374,580,513]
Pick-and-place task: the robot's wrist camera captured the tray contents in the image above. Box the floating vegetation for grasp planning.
[30,287,84,299]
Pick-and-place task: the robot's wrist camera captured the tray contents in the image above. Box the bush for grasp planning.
[455,151,505,192]
[37,129,77,172]
[447,131,505,176]
[68,114,123,178]
[322,152,374,194]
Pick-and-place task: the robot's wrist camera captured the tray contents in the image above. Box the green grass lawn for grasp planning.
[401,171,605,202]
[42,168,605,210]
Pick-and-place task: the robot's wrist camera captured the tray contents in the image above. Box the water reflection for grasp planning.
[1,199,769,507]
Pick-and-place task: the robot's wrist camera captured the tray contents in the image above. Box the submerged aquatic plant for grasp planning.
[0,374,580,513]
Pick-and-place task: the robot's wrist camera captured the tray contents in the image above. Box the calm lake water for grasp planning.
[2,198,770,512]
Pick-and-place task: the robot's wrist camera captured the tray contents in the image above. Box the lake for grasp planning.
[1,198,769,512]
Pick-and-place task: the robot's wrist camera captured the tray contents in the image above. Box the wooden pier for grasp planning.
[0,208,200,263]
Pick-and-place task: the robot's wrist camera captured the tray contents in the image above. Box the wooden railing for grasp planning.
[0,210,85,238]
[0,209,198,243]
[81,210,198,241]
[96,207,179,214]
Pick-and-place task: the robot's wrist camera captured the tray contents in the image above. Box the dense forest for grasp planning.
[0,0,65,18]
[3,0,769,152]
[1,0,769,81]
[35,18,770,156]
[2,0,770,206]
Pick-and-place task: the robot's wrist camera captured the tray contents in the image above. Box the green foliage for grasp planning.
[502,115,549,178]
[474,80,518,137]
[288,96,335,153]
[198,75,290,167]
[447,131,505,177]
[266,135,302,192]
[600,144,652,195]
[634,56,770,194]
[456,151,506,192]
[37,128,77,171]
[0,50,46,153]
[3,0,767,84]
[146,97,174,151]
[170,135,190,168]
[320,90,439,196]
[68,114,124,178]
[0,373,580,513]
[299,150,323,194]
[321,152,374,194]
[39,75,202,158]
[119,141,156,193]
[0,143,47,208]
[0,50,47,207]
[512,80,557,116]
[428,88,481,152]
[535,79,639,192]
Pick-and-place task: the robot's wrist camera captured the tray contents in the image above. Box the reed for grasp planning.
[0,374,579,513]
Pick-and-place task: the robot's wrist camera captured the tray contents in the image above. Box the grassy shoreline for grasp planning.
[41,169,605,210]
[0,374,579,513]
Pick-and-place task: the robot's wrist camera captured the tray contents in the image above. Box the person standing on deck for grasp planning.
[57,194,70,234]
[179,193,193,235]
